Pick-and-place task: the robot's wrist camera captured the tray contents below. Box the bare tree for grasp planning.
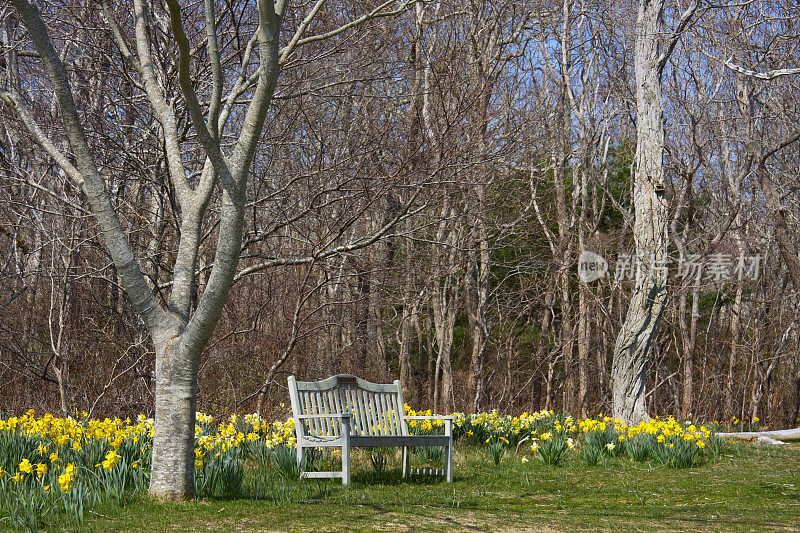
[4,0,416,499]
[610,0,701,423]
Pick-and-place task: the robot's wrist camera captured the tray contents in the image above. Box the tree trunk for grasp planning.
[54,361,69,417]
[611,0,669,424]
[577,284,589,417]
[536,287,555,412]
[559,269,575,412]
[432,276,457,413]
[726,264,744,419]
[149,333,199,500]
[792,365,800,426]
[467,216,489,412]
[398,248,416,390]
[679,285,700,419]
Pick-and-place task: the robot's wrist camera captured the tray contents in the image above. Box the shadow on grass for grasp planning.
[351,468,455,486]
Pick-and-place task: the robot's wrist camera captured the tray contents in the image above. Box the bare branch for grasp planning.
[9,0,166,332]
[657,0,702,76]
[279,0,326,65]
[724,57,800,80]
[0,92,84,186]
[204,0,224,139]
[131,0,192,203]
[101,1,143,75]
[164,0,235,193]
[279,0,418,66]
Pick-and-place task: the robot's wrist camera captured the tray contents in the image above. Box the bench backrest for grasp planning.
[288,375,409,438]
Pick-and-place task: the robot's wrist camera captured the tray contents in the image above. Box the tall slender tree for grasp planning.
[611,0,700,423]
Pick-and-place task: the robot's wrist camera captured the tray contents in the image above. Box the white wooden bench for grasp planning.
[288,374,453,485]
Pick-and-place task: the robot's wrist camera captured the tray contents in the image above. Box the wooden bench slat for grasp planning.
[343,387,357,432]
[364,390,374,435]
[315,391,326,435]
[381,393,393,436]
[302,471,344,479]
[358,389,368,435]
[377,394,386,434]
[332,387,344,435]
[394,379,410,436]
[355,388,370,435]
[324,389,335,435]
[367,390,380,435]
[303,391,311,435]
[353,388,366,435]
[318,391,331,436]
[390,391,404,436]
[305,391,316,435]
[389,393,399,435]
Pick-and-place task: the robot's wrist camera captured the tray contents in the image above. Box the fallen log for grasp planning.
[717,427,800,443]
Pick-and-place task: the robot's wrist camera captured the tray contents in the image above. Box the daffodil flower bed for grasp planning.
[0,408,724,530]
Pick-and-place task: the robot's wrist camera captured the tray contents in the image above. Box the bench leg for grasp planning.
[445,420,453,482]
[402,446,410,478]
[445,443,453,482]
[341,442,350,486]
[296,445,304,478]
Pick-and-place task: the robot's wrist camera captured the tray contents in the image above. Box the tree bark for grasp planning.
[679,285,700,419]
[611,0,670,424]
[149,332,197,499]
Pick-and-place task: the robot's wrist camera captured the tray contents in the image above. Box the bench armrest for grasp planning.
[295,413,352,440]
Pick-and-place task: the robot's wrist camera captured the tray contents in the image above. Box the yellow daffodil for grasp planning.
[19,459,32,474]
[98,449,120,471]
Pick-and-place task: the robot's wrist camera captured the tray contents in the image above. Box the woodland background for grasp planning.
[1,0,799,427]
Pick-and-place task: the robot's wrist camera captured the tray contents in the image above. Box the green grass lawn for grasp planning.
[72,443,799,532]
